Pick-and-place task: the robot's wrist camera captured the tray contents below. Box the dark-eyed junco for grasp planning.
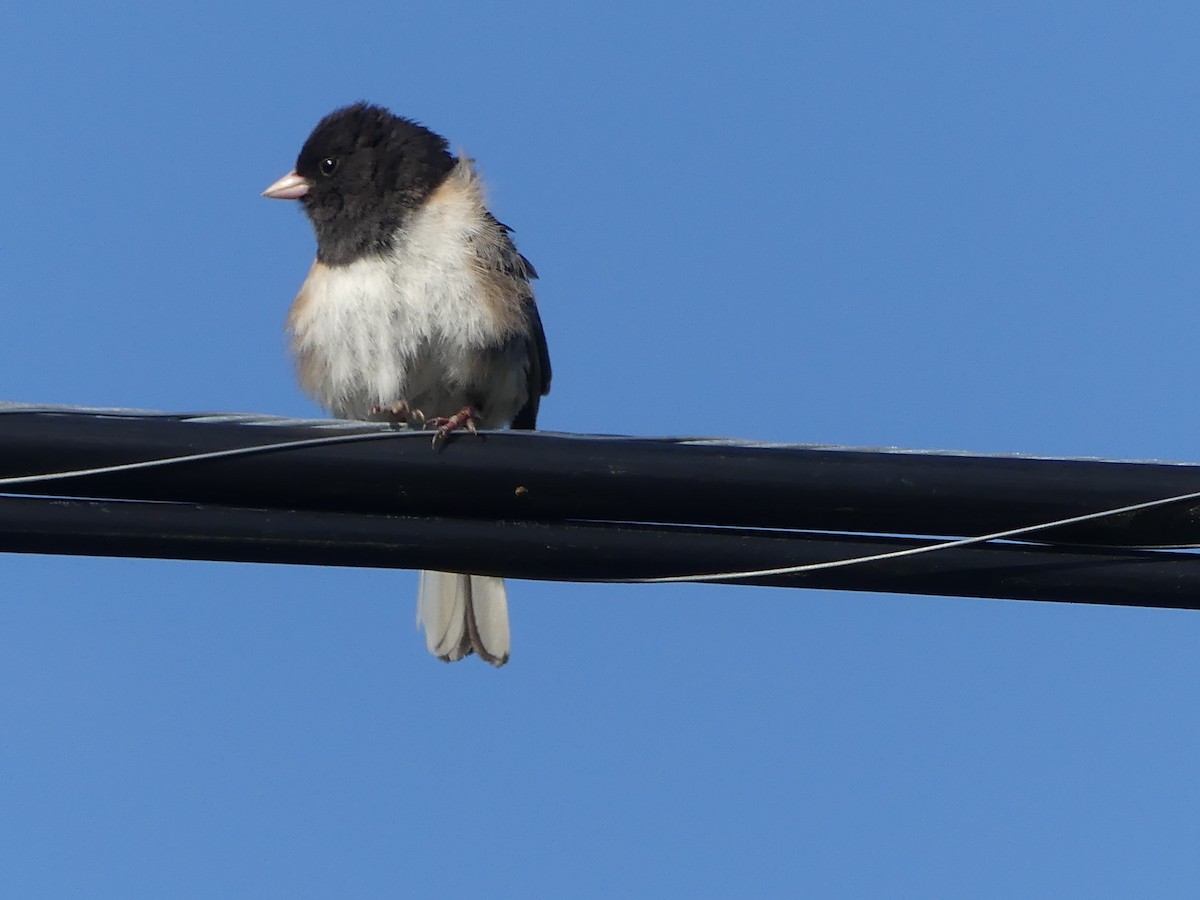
[263,102,551,666]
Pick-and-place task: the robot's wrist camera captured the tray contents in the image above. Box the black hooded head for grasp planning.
[294,103,456,265]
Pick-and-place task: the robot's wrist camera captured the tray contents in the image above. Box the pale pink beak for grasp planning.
[261,170,312,200]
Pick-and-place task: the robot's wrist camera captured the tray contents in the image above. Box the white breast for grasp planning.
[287,163,513,421]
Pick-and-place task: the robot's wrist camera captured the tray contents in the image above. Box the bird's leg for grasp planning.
[424,405,480,450]
[369,400,426,426]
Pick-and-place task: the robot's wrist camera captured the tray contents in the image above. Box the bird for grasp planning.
[262,102,551,666]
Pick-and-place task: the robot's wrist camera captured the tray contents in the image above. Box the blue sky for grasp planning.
[2,2,1199,896]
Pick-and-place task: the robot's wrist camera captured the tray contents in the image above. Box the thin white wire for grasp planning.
[0,429,411,488]
[631,487,1200,584]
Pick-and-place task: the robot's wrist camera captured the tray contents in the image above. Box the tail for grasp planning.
[416,571,510,666]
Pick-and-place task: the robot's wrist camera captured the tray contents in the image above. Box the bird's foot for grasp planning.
[370,401,426,427]
[424,406,480,451]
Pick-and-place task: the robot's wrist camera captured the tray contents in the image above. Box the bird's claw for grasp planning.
[369,401,425,426]
[424,406,480,451]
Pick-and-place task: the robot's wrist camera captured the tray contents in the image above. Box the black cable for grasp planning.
[0,404,1199,609]
[0,494,1197,608]
[0,407,1198,546]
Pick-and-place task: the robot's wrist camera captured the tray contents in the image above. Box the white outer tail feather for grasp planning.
[417,571,510,666]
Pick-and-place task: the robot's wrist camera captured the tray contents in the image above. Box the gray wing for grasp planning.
[487,215,551,431]
[511,296,551,430]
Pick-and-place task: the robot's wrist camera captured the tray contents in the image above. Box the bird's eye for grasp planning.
[319,157,339,176]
